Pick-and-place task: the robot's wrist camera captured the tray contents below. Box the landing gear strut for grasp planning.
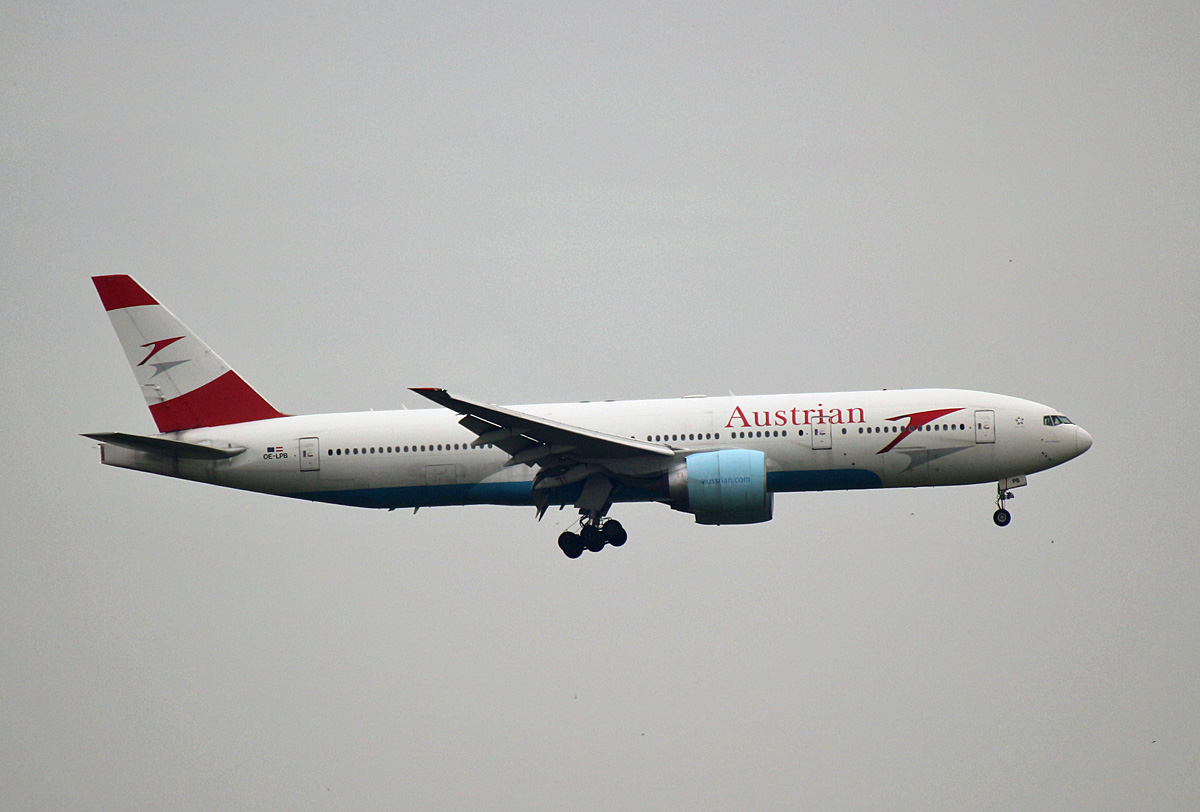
[557,516,626,558]
[994,486,1014,527]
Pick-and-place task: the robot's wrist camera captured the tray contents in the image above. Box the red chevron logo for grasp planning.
[877,407,964,454]
[137,336,185,366]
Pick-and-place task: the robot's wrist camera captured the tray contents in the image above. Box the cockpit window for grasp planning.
[1043,415,1074,426]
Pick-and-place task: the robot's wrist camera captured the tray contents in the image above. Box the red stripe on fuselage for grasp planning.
[93,275,158,311]
[148,370,287,432]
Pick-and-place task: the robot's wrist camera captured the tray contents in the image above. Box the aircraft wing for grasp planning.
[410,388,674,464]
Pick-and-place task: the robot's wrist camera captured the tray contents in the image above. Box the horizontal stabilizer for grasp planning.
[82,432,246,459]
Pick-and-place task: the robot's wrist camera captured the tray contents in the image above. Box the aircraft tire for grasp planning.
[993,508,1012,527]
[580,524,605,552]
[559,531,584,558]
[602,520,627,547]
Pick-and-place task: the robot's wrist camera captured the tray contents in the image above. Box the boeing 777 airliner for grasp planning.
[85,275,1092,557]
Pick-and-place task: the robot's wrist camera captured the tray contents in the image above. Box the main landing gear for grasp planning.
[558,517,627,558]
[994,485,1014,527]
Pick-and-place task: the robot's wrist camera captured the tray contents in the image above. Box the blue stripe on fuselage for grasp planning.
[292,481,538,509]
[767,469,882,492]
[289,469,880,509]
[289,481,662,510]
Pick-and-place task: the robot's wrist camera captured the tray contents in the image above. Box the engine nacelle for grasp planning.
[667,449,774,525]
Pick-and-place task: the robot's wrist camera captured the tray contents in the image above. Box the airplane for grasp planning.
[84,275,1092,558]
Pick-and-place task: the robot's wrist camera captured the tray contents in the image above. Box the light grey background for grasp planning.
[3,3,1198,810]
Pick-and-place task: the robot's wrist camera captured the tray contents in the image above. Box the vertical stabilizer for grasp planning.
[92,275,286,432]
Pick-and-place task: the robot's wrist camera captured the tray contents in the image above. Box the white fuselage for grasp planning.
[98,388,1091,512]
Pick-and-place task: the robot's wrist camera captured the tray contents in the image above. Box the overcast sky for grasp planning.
[3,2,1198,810]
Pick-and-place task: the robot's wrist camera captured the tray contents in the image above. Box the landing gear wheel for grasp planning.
[558,531,584,559]
[601,519,627,547]
[580,524,605,552]
[993,482,1017,528]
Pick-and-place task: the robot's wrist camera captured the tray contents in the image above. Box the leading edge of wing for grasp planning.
[410,388,675,460]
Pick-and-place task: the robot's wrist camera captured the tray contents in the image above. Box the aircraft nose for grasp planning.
[1075,426,1093,456]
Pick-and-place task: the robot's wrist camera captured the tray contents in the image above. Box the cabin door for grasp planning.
[974,411,995,444]
[299,437,320,471]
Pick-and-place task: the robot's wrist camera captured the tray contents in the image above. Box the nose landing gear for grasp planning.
[994,486,1014,527]
[992,475,1027,527]
[557,517,627,558]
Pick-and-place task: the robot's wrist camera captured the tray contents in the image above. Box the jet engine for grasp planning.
[667,449,773,525]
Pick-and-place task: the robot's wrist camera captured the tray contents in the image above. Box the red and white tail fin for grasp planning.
[92,275,286,433]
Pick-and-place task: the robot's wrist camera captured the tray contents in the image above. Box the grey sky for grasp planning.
[3,2,1198,809]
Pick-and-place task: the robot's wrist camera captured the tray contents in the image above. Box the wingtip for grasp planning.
[410,387,453,405]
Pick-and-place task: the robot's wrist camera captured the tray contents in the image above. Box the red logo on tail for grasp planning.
[137,336,185,366]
